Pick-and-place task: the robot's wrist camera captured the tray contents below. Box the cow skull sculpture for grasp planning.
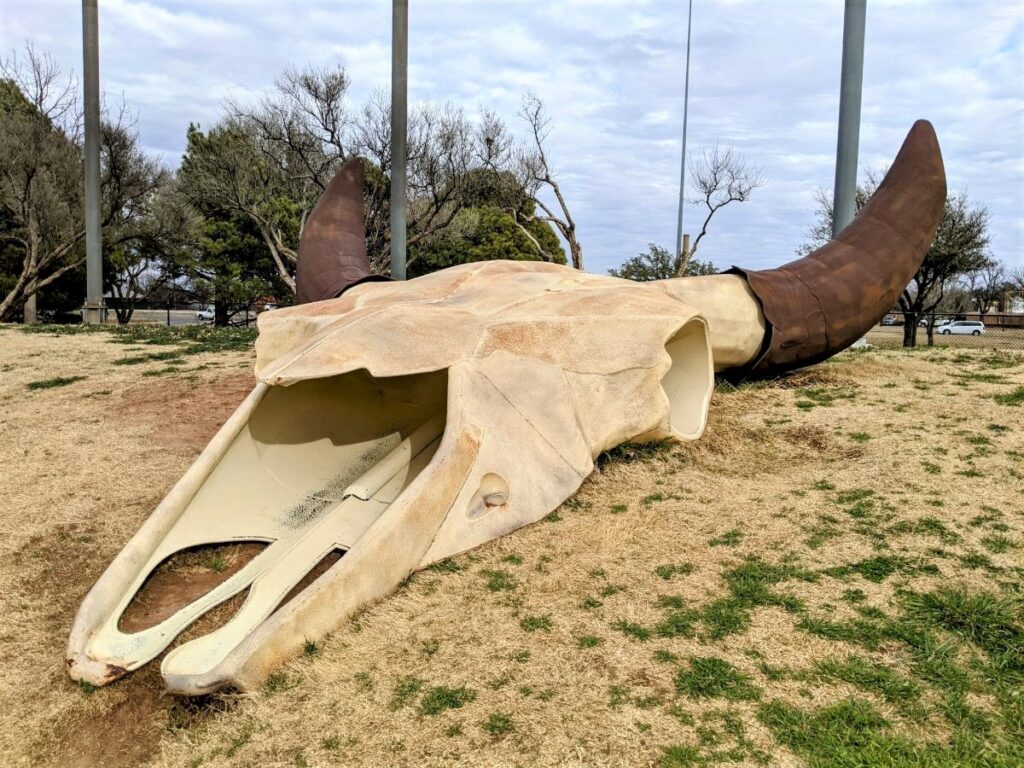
[68,121,945,696]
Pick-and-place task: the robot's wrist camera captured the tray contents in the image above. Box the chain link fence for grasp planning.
[866,312,1024,350]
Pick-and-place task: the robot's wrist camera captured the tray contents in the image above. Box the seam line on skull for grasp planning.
[477,369,589,477]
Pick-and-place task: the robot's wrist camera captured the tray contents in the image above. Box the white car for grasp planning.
[195,307,215,322]
[936,320,984,336]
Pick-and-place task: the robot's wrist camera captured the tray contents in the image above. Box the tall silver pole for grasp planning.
[390,0,408,280]
[82,0,104,323]
[832,0,866,237]
[674,0,694,260]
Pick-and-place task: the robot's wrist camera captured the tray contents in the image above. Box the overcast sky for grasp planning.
[3,0,1022,274]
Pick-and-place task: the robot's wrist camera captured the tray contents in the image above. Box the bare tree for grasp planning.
[963,259,1005,315]
[513,93,583,270]
[676,145,765,276]
[1011,267,1024,296]
[0,44,164,321]
[223,66,492,278]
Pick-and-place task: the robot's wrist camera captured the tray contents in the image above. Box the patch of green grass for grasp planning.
[263,671,295,696]
[519,614,552,633]
[795,386,857,410]
[26,375,87,390]
[480,569,517,591]
[823,555,933,584]
[699,557,815,639]
[796,616,885,649]
[420,639,440,658]
[114,349,185,366]
[426,558,462,573]
[921,460,942,475]
[389,676,425,710]
[904,587,1023,667]
[576,635,603,648]
[659,745,702,767]
[701,598,751,639]
[482,712,514,737]
[709,528,743,547]
[979,352,1024,370]
[812,480,837,491]
[757,698,966,768]
[654,649,680,664]
[980,534,1017,554]
[501,553,523,565]
[655,562,695,580]
[597,440,675,468]
[418,685,476,716]
[958,552,997,571]
[890,517,961,544]
[612,619,652,641]
[848,432,872,443]
[674,657,760,701]
[610,503,628,514]
[656,607,700,639]
[841,588,867,603]
[814,655,922,707]
[993,386,1024,407]
[302,640,320,658]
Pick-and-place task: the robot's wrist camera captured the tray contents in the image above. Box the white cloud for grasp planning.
[2,0,1021,271]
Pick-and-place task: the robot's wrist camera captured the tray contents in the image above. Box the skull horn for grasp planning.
[295,156,388,303]
[723,119,946,376]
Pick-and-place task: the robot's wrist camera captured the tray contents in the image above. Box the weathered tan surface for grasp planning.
[69,260,720,695]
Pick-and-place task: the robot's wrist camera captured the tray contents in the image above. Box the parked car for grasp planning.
[936,320,985,336]
[880,316,901,326]
[195,306,215,322]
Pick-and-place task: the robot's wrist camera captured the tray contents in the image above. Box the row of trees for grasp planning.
[0,46,587,324]
[800,176,1020,346]
[2,43,1014,344]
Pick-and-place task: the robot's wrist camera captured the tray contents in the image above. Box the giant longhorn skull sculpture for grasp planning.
[68,121,945,695]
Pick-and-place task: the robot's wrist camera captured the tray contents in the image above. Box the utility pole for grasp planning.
[390,0,408,280]
[674,0,694,262]
[832,0,866,237]
[82,0,105,323]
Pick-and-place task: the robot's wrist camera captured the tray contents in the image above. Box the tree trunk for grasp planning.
[569,239,583,271]
[926,320,936,346]
[215,300,230,327]
[902,314,918,347]
[23,292,37,324]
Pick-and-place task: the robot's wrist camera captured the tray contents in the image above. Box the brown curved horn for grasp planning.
[296,157,389,303]
[726,119,946,377]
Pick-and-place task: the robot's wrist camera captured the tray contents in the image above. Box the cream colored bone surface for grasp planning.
[69,260,760,695]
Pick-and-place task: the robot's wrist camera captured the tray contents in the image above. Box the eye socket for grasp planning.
[467,473,509,519]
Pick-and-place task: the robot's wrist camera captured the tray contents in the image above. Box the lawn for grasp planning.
[0,325,1022,767]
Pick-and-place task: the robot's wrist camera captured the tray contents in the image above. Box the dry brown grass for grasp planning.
[1,329,1021,767]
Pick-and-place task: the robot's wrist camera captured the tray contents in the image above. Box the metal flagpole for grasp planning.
[82,0,105,322]
[674,0,694,262]
[390,0,408,280]
[832,0,866,237]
